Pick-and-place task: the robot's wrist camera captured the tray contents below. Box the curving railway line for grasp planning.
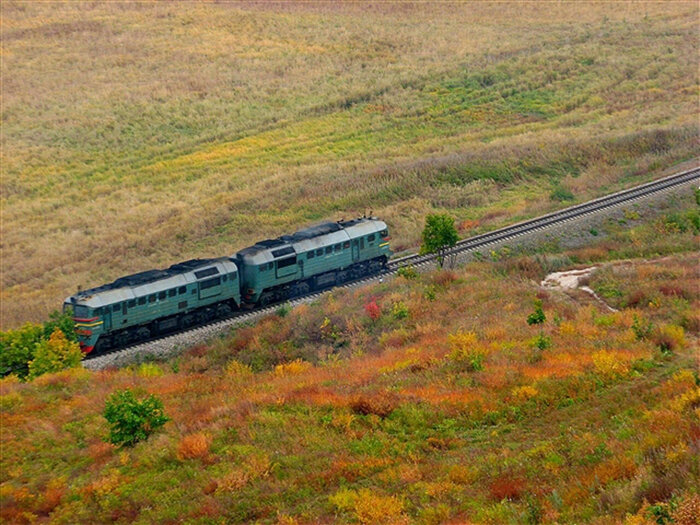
[83,166,699,369]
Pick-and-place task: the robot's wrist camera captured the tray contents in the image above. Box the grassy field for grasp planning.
[1,1,698,326]
[1,206,698,523]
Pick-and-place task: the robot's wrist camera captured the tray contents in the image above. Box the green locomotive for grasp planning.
[237,217,390,306]
[65,217,390,353]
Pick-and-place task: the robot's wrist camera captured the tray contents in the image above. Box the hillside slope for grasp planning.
[1,1,698,326]
[1,207,698,523]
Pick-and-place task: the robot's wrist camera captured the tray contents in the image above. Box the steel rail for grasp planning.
[84,166,698,365]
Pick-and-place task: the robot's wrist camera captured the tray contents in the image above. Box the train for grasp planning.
[64,217,391,353]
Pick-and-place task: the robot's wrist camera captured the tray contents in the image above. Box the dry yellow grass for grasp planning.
[1,2,698,327]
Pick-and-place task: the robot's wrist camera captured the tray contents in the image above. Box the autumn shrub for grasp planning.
[27,328,82,380]
[391,301,409,320]
[137,362,163,377]
[511,385,538,403]
[103,389,169,447]
[671,493,700,525]
[592,350,629,380]
[396,265,419,280]
[432,270,457,287]
[364,299,382,321]
[274,359,312,376]
[225,359,253,377]
[489,474,527,501]
[354,489,405,524]
[447,331,486,372]
[177,432,210,460]
[652,324,685,353]
[0,314,78,380]
[350,391,398,418]
[632,315,655,340]
[330,488,404,524]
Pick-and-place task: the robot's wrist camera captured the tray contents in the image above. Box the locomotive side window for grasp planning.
[168,289,176,297]
[277,256,297,269]
[200,277,221,290]
[316,249,323,256]
[325,246,332,254]
[138,297,146,305]
[334,244,341,252]
[95,308,102,315]
[178,286,186,295]
[368,234,375,242]
[380,230,388,237]
[113,304,120,312]
[128,300,136,308]
[343,241,350,249]
[360,238,365,249]
[158,292,166,300]
[307,251,315,259]
[149,295,156,303]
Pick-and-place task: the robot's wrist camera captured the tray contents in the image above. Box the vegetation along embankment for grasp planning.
[2,1,699,326]
[1,190,698,523]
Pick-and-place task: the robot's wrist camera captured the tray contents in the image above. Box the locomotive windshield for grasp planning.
[64,303,90,318]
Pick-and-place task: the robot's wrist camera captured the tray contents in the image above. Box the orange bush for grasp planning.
[177,432,211,460]
[350,391,398,418]
[489,474,526,501]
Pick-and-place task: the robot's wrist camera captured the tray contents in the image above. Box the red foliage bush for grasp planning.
[350,391,398,418]
[432,270,457,287]
[489,474,526,501]
[626,289,647,308]
[364,300,381,321]
[186,345,208,358]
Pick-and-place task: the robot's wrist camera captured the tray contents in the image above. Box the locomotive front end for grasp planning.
[63,299,103,353]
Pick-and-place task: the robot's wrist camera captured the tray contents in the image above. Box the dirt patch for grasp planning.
[541,267,616,311]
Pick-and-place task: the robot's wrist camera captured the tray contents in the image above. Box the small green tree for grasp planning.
[28,328,83,379]
[0,309,78,380]
[104,389,170,447]
[43,308,78,342]
[527,300,546,326]
[0,323,44,380]
[420,213,459,268]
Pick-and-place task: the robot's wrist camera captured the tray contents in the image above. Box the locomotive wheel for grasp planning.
[136,327,151,342]
[216,304,232,318]
[259,292,274,307]
[115,332,130,347]
[290,282,310,298]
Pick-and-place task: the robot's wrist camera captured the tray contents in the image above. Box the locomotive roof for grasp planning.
[236,217,386,264]
[66,257,237,307]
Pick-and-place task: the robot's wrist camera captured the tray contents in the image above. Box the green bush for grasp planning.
[550,185,574,202]
[396,266,419,280]
[104,389,170,447]
[391,301,409,320]
[527,300,546,326]
[27,329,82,380]
[0,309,77,380]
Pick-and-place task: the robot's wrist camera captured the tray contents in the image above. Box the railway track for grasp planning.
[83,166,699,369]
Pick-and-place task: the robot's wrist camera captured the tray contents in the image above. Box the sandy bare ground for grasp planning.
[541,267,617,312]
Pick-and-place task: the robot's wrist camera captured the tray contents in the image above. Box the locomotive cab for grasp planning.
[64,299,103,353]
